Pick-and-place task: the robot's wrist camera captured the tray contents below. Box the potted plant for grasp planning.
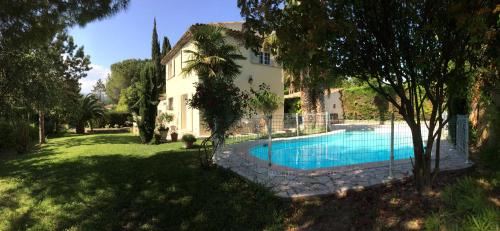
[181,134,197,149]
[156,113,173,142]
[170,126,178,142]
[158,124,169,141]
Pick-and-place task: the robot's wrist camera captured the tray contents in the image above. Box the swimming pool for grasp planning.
[249,130,417,170]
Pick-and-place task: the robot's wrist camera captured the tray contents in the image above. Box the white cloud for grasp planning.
[80,64,110,94]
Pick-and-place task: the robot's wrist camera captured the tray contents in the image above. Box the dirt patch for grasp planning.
[285,169,471,231]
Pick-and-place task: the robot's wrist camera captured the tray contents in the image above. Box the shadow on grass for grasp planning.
[0,147,286,231]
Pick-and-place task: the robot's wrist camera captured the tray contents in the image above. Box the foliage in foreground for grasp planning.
[425,177,499,231]
[239,0,498,193]
[0,133,286,230]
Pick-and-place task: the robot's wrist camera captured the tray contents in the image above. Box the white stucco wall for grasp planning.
[163,37,284,137]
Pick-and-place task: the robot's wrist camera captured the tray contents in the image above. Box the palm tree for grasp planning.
[181,24,246,167]
[74,94,104,134]
[262,32,326,117]
[182,24,244,80]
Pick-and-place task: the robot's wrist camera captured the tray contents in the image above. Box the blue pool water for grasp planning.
[249,130,416,170]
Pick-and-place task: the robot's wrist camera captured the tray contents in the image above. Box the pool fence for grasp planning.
[223,113,469,176]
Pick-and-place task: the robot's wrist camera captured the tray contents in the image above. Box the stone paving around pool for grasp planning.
[215,139,472,198]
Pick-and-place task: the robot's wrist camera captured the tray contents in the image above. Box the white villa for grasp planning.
[157,22,284,137]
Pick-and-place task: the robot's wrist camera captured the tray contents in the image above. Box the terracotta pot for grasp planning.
[184,141,194,149]
[170,133,178,142]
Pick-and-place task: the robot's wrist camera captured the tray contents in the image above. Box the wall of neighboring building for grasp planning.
[324,90,344,122]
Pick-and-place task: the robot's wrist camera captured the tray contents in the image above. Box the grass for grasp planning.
[0,133,286,231]
[1,132,498,230]
[423,146,500,231]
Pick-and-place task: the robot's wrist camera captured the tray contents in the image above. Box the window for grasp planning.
[168,97,174,110]
[259,52,270,65]
[333,104,336,109]
[167,62,173,78]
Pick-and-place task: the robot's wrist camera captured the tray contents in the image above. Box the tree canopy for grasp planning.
[106,59,150,103]
[0,0,129,150]
[239,0,499,192]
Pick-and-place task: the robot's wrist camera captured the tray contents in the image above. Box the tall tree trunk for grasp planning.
[76,122,85,134]
[408,123,432,193]
[300,69,316,131]
[432,122,442,182]
[316,88,326,128]
[39,111,46,144]
[300,69,316,114]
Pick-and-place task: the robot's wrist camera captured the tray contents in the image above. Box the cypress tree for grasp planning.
[160,36,171,92]
[138,19,172,143]
[138,19,163,143]
[152,18,162,93]
[138,62,156,143]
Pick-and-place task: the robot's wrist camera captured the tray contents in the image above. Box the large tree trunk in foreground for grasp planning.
[39,111,46,144]
[409,121,436,193]
[76,122,85,134]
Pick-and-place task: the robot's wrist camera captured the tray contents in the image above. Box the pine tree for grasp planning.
[91,79,106,102]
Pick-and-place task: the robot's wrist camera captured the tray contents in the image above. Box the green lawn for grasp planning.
[1,133,498,230]
[0,133,286,231]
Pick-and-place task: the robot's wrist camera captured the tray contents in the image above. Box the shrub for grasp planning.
[425,177,500,231]
[0,120,14,151]
[181,134,196,143]
[0,119,37,153]
[103,111,131,127]
[441,177,488,215]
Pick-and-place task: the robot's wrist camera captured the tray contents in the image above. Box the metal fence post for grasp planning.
[325,112,329,133]
[456,115,471,164]
[295,113,300,136]
[464,116,470,164]
[267,115,272,166]
[389,112,395,179]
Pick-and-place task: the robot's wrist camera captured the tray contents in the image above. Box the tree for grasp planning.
[74,94,104,134]
[250,83,281,166]
[331,0,491,192]
[106,59,149,103]
[152,19,163,97]
[239,0,496,192]
[239,0,335,117]
[0,0,129,109]
[137,62,156,143]
[91,79,106,102]
[137,19,165,144]
[161,36,172,93]
[0,0,128,149]
[251,83,281,117]
[20,33,91,144]
[183,24,248,168]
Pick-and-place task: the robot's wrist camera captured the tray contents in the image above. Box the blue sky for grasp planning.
[70,0,243,93]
